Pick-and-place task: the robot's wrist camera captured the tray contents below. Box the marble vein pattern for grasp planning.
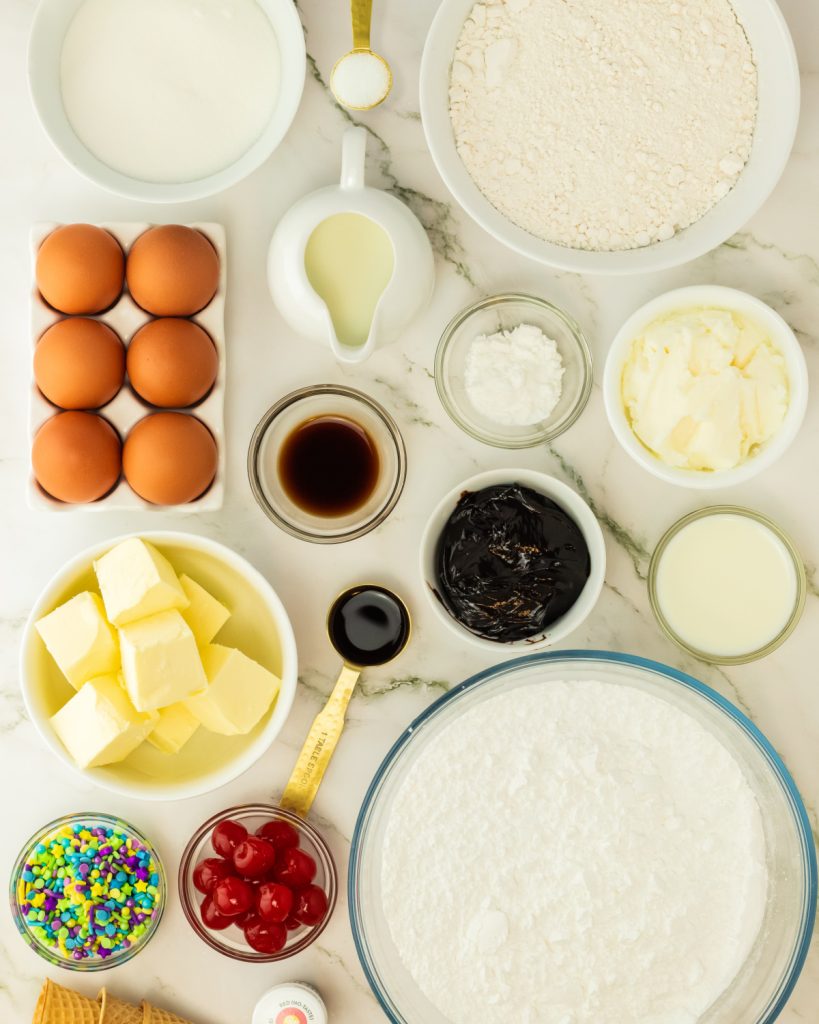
[0,0,818,1021]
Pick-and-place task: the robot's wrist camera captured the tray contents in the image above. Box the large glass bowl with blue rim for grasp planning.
[349,651,816,1024]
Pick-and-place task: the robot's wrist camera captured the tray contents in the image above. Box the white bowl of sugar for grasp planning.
[28,0,306,202]
[420,0,800,274]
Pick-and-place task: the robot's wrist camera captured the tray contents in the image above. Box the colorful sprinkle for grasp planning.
[14,821,162,962]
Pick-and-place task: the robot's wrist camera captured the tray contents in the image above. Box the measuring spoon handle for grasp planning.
[351,0,373,51]
[279,663,361,818]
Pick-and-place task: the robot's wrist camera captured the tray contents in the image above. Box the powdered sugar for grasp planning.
[449,0,758,251]
[382,679,768,1023]
[465,323,564,426]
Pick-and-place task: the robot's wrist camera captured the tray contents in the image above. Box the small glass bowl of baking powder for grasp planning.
[435,294,592,448]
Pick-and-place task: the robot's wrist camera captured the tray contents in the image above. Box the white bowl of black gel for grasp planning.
[420,469,606,652]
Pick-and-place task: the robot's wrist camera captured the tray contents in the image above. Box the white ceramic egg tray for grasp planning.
[29,222,226,511]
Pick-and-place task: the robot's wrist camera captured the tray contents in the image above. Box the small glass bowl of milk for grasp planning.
[649,506,806,665]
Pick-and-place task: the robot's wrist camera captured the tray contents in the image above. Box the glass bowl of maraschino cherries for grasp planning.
[179,804,337,961]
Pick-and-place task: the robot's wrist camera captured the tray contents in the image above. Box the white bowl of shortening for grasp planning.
[603,285,809,489]
[28,0,306,202]
[420,0,799,273]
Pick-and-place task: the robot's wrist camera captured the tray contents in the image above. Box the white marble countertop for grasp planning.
[1,0,818,1021]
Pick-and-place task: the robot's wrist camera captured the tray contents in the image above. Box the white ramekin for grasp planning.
[28,0,306,202]
[603,285,809,490]
[420,469,606,653]
[21,531,298,801]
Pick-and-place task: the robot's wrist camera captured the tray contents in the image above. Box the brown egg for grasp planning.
[32,412,121,503]
[126,226,220,316]
[124,413,217,504]
[34,318,125,410]
[36,225,125,315]
[127,318,218,408]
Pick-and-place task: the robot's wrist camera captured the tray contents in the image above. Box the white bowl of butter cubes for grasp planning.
[21,533,298,801]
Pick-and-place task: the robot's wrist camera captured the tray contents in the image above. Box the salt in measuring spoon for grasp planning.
[331,0,393,111]
[280,585,410,816]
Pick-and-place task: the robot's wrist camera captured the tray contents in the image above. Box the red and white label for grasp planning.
[276,1009,308,1024]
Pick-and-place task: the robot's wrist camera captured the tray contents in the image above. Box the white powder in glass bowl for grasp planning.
[381,680,768,1024]
[449,0,758,251]
[464,323,564,426]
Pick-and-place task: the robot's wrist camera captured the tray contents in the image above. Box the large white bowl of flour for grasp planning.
[420,0,799,273]
[28,0,306,202]
[350,651,816,1024]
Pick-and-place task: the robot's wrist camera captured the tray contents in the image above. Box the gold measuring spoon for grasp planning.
[330,0,393,111]
[280,584,410,817]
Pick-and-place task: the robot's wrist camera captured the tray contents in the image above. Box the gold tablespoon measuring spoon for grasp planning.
[330,0,393,111]
[280,585,410,817]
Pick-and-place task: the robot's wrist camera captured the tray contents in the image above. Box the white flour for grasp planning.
[449,0,758,251]
[465,323,564,426]
[382,680,768,1023]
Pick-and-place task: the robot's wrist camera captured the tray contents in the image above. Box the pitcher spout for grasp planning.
[326,308,380,365]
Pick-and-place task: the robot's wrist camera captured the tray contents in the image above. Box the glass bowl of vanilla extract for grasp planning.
[248,385,407,543]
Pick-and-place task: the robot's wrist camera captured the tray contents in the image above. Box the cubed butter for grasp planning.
[94,538,188,627]
[35,592,120,689]
[119,609,207,711]
[180,574,230,646]
[186,644,280,735]
[146,703,200,754]
[50,673,157,769]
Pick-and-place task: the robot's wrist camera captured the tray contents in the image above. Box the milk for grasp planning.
[304,213,395,348]
[654,512,798,658]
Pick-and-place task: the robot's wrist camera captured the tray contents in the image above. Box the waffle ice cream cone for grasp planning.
[141,1003,193,1024]
[32,980,100,1024]
[97,990,142,1024]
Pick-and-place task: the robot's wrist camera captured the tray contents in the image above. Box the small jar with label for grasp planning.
[253,983,327,1024]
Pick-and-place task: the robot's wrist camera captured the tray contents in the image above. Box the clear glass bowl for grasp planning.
[248,385,407,543]
[10,813,165,972]
[179,804,338,962]
[434,294,593,448]
[648,507,807,666]
[349,651,816,1024]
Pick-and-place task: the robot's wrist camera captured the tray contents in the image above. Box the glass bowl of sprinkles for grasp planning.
[9,812,165,971]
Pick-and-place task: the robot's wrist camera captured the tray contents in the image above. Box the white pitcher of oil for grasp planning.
[268,127,435,364]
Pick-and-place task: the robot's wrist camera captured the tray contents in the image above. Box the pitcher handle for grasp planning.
[340,126,367,191]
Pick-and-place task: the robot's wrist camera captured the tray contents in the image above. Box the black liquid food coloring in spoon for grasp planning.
[328,585,411,667]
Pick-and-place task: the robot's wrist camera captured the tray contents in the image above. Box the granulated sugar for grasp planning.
[449,0,758,251]
[381,680,768,1023]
